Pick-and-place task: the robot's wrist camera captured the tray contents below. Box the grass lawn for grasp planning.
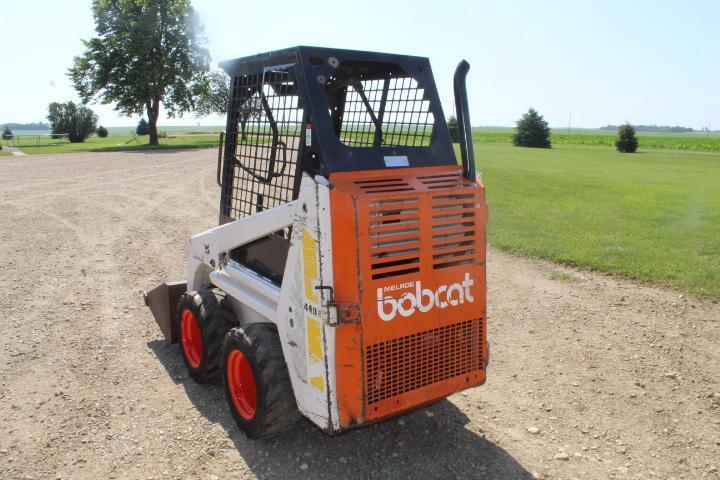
[476,142,720,299]
[17,134,220,154]
[0,149,13,156]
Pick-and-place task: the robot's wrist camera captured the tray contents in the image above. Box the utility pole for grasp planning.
[568,113,572,136]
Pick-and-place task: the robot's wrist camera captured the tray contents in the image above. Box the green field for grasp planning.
[4,126,225,137]
[472,129,720,152]
[105,125,225,136]
[8,125,720,154]
[14,134,220,154]
[475,142,720,299]
[3,135,71,148]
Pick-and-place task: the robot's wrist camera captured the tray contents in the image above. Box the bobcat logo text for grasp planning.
[377,274,475,321]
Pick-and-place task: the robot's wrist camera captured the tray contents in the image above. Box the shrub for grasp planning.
[47,101,98,143]
[136,118,150,136]
[96,126,109,138]
[2,126,12,140]
[447,115,460,142]
[512,108,551,148]
[158,130,168,139]
[615,123,639,153]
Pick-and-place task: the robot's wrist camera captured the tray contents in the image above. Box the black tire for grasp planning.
[176,289,235,383]
[222,323,301,438]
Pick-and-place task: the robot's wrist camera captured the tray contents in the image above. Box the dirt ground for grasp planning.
[1,149,719,480]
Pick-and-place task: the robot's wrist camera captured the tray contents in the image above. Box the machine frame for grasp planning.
[145,46,487,436]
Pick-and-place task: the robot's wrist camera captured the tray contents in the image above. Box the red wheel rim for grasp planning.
[180,309,203,368]
[227,349,257,420]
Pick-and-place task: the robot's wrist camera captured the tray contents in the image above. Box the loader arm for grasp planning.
[187,201,296,292]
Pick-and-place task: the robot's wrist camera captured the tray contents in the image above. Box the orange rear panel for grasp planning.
[330,165,488,427]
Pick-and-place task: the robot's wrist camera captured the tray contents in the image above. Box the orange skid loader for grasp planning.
[144,46,488,437]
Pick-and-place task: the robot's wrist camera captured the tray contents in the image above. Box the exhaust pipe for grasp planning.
[453,60,476,181]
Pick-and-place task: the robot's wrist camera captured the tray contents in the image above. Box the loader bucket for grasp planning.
[142,280,187,344]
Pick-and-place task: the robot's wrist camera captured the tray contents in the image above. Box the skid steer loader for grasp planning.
[144,46,488,438]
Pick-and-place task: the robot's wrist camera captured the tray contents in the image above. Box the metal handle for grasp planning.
[453,60,476,181]
[216,131,225,187]
[260,92,285,182]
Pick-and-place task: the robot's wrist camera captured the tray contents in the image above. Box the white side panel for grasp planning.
[275,173,339,432]
[316,176,338,430]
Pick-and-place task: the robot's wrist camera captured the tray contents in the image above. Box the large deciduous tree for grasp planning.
[194,70,230,117]
[194,70,262,140]
[69,0,210,145]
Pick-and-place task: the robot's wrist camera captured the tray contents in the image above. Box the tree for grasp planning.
[194,69,262,140]
[615,123,639,153]
[237,98,263,141]
[2,126,12,140]
[69,0,211,146]
[194,70,230,117]
[47,101,98,143]
[447,115,460,142]
[513,108,551,148]
[137,118,150,136]
[96,126,109,138]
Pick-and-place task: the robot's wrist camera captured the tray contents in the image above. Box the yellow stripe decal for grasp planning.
[307,316,322,365]
[302,227,319,303]
[309,375,326,392]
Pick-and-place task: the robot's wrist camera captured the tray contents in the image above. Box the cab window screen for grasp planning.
[222,67,303,221]
[325,62,435,148]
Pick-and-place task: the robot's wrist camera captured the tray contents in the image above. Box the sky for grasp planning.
[1,0,718,129]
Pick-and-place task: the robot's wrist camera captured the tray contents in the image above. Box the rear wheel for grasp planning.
[176,289,235,383]
[222,323,300,438]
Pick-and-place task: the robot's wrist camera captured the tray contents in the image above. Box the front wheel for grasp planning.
[176,289,234,383]
[222,324,300,438]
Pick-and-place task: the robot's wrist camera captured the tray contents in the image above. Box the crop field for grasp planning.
[472,129,720,152]
[475,142,720,298]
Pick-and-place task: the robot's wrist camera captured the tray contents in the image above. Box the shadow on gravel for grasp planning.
[149,340,532,479]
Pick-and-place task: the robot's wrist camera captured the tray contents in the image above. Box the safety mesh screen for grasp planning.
[223,67,303,220]
[365,318,482,404]
[330,76,434,148]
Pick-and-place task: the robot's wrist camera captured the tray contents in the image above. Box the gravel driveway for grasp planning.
[1,149,718,479]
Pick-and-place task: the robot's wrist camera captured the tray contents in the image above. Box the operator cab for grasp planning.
[218,46,458,285]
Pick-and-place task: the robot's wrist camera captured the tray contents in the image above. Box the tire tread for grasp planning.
[223,323,300,438]
[176,288,235,383]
